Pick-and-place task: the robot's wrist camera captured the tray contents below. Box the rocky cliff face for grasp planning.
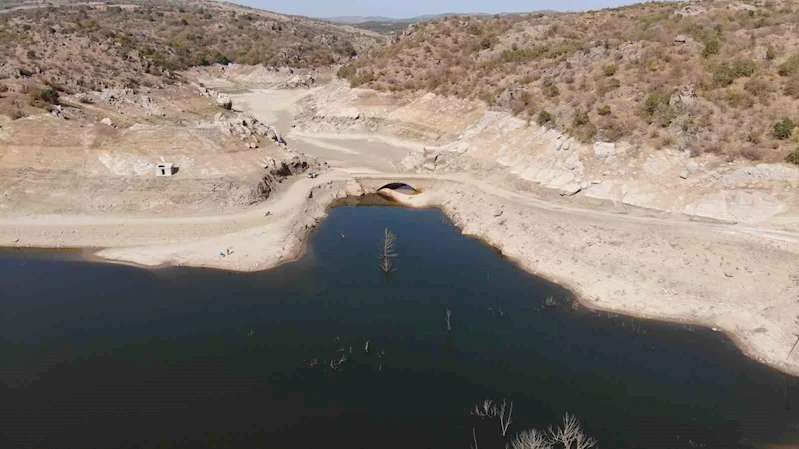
[296,81,799,228]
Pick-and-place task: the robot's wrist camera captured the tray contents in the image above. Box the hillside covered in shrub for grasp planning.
[339,0,799,164]
[0,0,379,93]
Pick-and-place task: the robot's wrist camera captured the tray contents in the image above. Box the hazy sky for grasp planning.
[231,0,643,18]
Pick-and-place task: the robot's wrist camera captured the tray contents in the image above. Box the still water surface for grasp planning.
[1,203,798,448]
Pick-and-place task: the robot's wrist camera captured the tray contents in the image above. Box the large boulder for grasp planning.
[594,142,617,159]
[669,85,698,113]
[215,93,232,110]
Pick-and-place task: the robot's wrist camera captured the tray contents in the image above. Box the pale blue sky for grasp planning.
[231,0,644,19]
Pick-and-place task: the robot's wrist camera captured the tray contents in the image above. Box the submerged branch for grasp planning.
[378,228,398,273]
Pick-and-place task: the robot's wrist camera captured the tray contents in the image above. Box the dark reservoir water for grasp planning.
[1,203,799,449]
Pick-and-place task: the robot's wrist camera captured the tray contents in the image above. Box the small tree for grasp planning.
[773,118,795,140]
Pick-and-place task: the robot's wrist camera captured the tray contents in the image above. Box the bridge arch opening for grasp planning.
[377,182,420,195]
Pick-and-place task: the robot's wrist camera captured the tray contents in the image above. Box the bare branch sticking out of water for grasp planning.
[446,308,452,331]
[547,413,597,449]
[471,399,499,418]
[510,429,551,449]
[499,399,513,436]
[471,399,513,437]
[378,228,398,273]
[329,354,347,371]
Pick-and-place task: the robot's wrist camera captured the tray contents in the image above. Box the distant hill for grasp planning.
[325,16,404,24]
[324,12,546,34]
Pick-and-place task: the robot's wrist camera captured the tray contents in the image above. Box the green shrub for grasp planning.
[26,49,36,59]
[572,110,590,127]
[714,60,756,87]
[778,54,799,77]
[773,117,795,140]
[28,88,59,108]
[499,45,550,63]
[787,148,799,165]
[732,59,757,77]
[645,90,670,115]
[597,105,611,116]
[334,41,357,57]
[537,110,554,125]
[571,110,597,142]
[603,65,617,77]
[701,37,721,58]
[573,122,597,143]
[766,46,777,61]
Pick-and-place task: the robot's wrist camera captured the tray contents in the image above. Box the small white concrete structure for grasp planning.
[156,163,174,177]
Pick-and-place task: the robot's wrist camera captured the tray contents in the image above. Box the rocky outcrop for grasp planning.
[684,191,790,223]
[197,85,232,109]
[256,152,319,200]
[720,164,799,188]
[215,112,287,147]
[669,85,698,113]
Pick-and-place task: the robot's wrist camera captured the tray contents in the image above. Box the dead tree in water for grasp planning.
[548,414,596,449]
[510,429,550,449]
[446,308,452,331]
[471,399,513,437]
[378,228,398,273]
